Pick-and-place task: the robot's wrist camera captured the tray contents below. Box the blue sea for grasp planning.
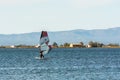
[0,48,120,80]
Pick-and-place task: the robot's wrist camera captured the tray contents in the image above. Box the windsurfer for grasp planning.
[40,51,44,59]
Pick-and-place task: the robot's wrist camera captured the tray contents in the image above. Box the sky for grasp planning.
[0,0,120,34]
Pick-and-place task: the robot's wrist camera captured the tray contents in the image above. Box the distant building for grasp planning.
[10,45,15,48]
[70,43,83,48]
[87,44,92,48]
[35,44,40,48]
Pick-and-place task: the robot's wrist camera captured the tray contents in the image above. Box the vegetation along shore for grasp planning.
[0,41,120,48]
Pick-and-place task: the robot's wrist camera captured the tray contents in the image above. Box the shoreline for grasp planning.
[0,47,120,49]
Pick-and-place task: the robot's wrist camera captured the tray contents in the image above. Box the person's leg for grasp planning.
[42,54,44,58]
[42,53,44,58]
[40,53,42,58]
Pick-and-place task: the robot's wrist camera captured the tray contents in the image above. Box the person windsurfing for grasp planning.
[39,31,52,59]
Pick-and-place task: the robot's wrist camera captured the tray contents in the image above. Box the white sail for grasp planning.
[40,43,49,54]
[40,31,51,54]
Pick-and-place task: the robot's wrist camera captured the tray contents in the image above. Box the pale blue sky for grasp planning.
[0,0,120,34]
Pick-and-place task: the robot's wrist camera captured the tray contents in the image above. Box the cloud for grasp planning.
[70,0,113,8]
[0,0,48,6]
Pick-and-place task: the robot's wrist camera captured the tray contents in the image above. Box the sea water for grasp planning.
[0,48,120,80]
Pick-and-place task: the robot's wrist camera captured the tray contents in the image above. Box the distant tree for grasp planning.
[59,44,64,48]
[52,42,58,48]
[88,41,103,47]
[97,43,104,47]
[94,42,97,47]
[88,41,94,47]
[80,42,84,46]
[64,43,70,47]
[108,43,119,47]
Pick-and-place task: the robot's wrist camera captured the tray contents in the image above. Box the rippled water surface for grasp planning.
[0,48,120,80]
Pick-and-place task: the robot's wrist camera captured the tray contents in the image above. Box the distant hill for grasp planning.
[0,27,120,45]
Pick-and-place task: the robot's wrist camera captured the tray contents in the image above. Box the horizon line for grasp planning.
[0,27,120,35]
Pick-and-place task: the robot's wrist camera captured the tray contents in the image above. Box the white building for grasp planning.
[87,44,92,48]
[35,44,40,48]
[10,45,15,48]
[70,43,83,48]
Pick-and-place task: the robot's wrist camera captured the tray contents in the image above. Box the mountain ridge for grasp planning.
[0,27,120,45]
